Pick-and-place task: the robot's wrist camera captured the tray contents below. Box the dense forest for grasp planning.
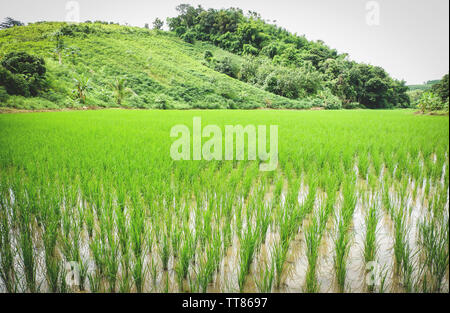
[167,4,411,109]
[0,4,447,111]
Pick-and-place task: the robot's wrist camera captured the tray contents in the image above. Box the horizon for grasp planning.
[0,0,449,84]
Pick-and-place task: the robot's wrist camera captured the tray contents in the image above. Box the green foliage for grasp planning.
[417,91,447,113]
[73,74,90,104]
[0,17,24,29]
[212,56,240,78]
[168,4,409,108]
[0,110,448,293]
[153,18,164,30]
[318,89,342,110]
[0,86,9,103]
[109,77,134,106]
[0,21,303,109]
[431,74,449,104]
[0,52,47,97]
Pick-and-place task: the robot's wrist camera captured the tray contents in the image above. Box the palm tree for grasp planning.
[73,75,90,104]
[52,31,65,64]
[110,78,134,106]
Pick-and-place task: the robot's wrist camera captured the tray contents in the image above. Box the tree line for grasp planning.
[167,4,411,109]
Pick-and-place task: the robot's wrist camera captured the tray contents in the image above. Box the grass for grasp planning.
[0,22,302,110]
[0,109,448,293]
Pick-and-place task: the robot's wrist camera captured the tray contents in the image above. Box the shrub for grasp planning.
[319,89,342,110]
[418,91,444,113]
[181,31,195,44]
[213,57,239,78]
[154,94,173,109]
[0,67,30,97]
[0,52,47,96]
[343,102,362,109]
[0,86,9,103]
[204,50,213,62]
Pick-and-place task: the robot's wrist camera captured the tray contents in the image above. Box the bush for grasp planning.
[0,86,9,103]
[213,57,239,78]
[204,50,213,61]
[181,31,195,44]
[154,94,173,109]
[0,66,30,96]
[0,52,47,96]
[343,102,362,109]
[319,89,342,110]
[417,91,444,113]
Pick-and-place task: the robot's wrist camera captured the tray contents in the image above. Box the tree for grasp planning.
[109,78,134,106]
[417,91,442,113]
[152,18,164,30]
[73,75,90,104]
[52,31,66,64]
[0,52,46,96]
[0,17,24,29]
[431,74,449,103]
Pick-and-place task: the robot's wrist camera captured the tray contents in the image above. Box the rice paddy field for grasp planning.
[0,109,448,293]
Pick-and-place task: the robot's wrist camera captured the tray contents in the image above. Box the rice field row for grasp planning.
[0,109,448,293]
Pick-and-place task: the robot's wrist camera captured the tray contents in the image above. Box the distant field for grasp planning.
[0,109,448,293]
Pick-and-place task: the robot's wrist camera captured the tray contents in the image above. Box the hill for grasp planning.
[0,6,411,110]
[1,22,309,110]
[408,80,440,91]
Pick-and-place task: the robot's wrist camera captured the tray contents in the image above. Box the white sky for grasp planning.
[1,0,448,84]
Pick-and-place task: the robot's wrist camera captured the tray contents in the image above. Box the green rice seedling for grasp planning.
[304,214,322,293]
[119,262,132,293]
[18,202,37,293]
[238,225,258,291]
[255,259,275,293]
[88,270,101,293]
[163,271,169,293]
[197,250,216,293]
[358,152,369,180]
[393,207,407,274]
[273,240,289,288]
[104,226,119,293]
[372,149,382,177]
[150,258,158,289]
[130,206,146,292]
[401,241,416,293]
[175,237,193,291]
[0,205,16,293]
[257,203,271,244]
[364,202,379,265]
[171,225,182,258]
[334,214,351,293]
[160,232,170,271]
[382,181,392,216]
[418,216,449,292]
[378,264,390,293]
[42,216,61,293]
[85,205,95,239]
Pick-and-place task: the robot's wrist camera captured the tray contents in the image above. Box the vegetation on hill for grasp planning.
[0,4,424,110]
[1,21,308,110]
[408,80,440,91]
[167,4,411,109]
[408,74,449,113]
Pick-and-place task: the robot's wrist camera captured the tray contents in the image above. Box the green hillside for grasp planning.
[0,22,303,110]
[0,6,413,111]
[408,80,440,91]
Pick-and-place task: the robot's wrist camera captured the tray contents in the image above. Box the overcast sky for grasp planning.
[1,0,448,84]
